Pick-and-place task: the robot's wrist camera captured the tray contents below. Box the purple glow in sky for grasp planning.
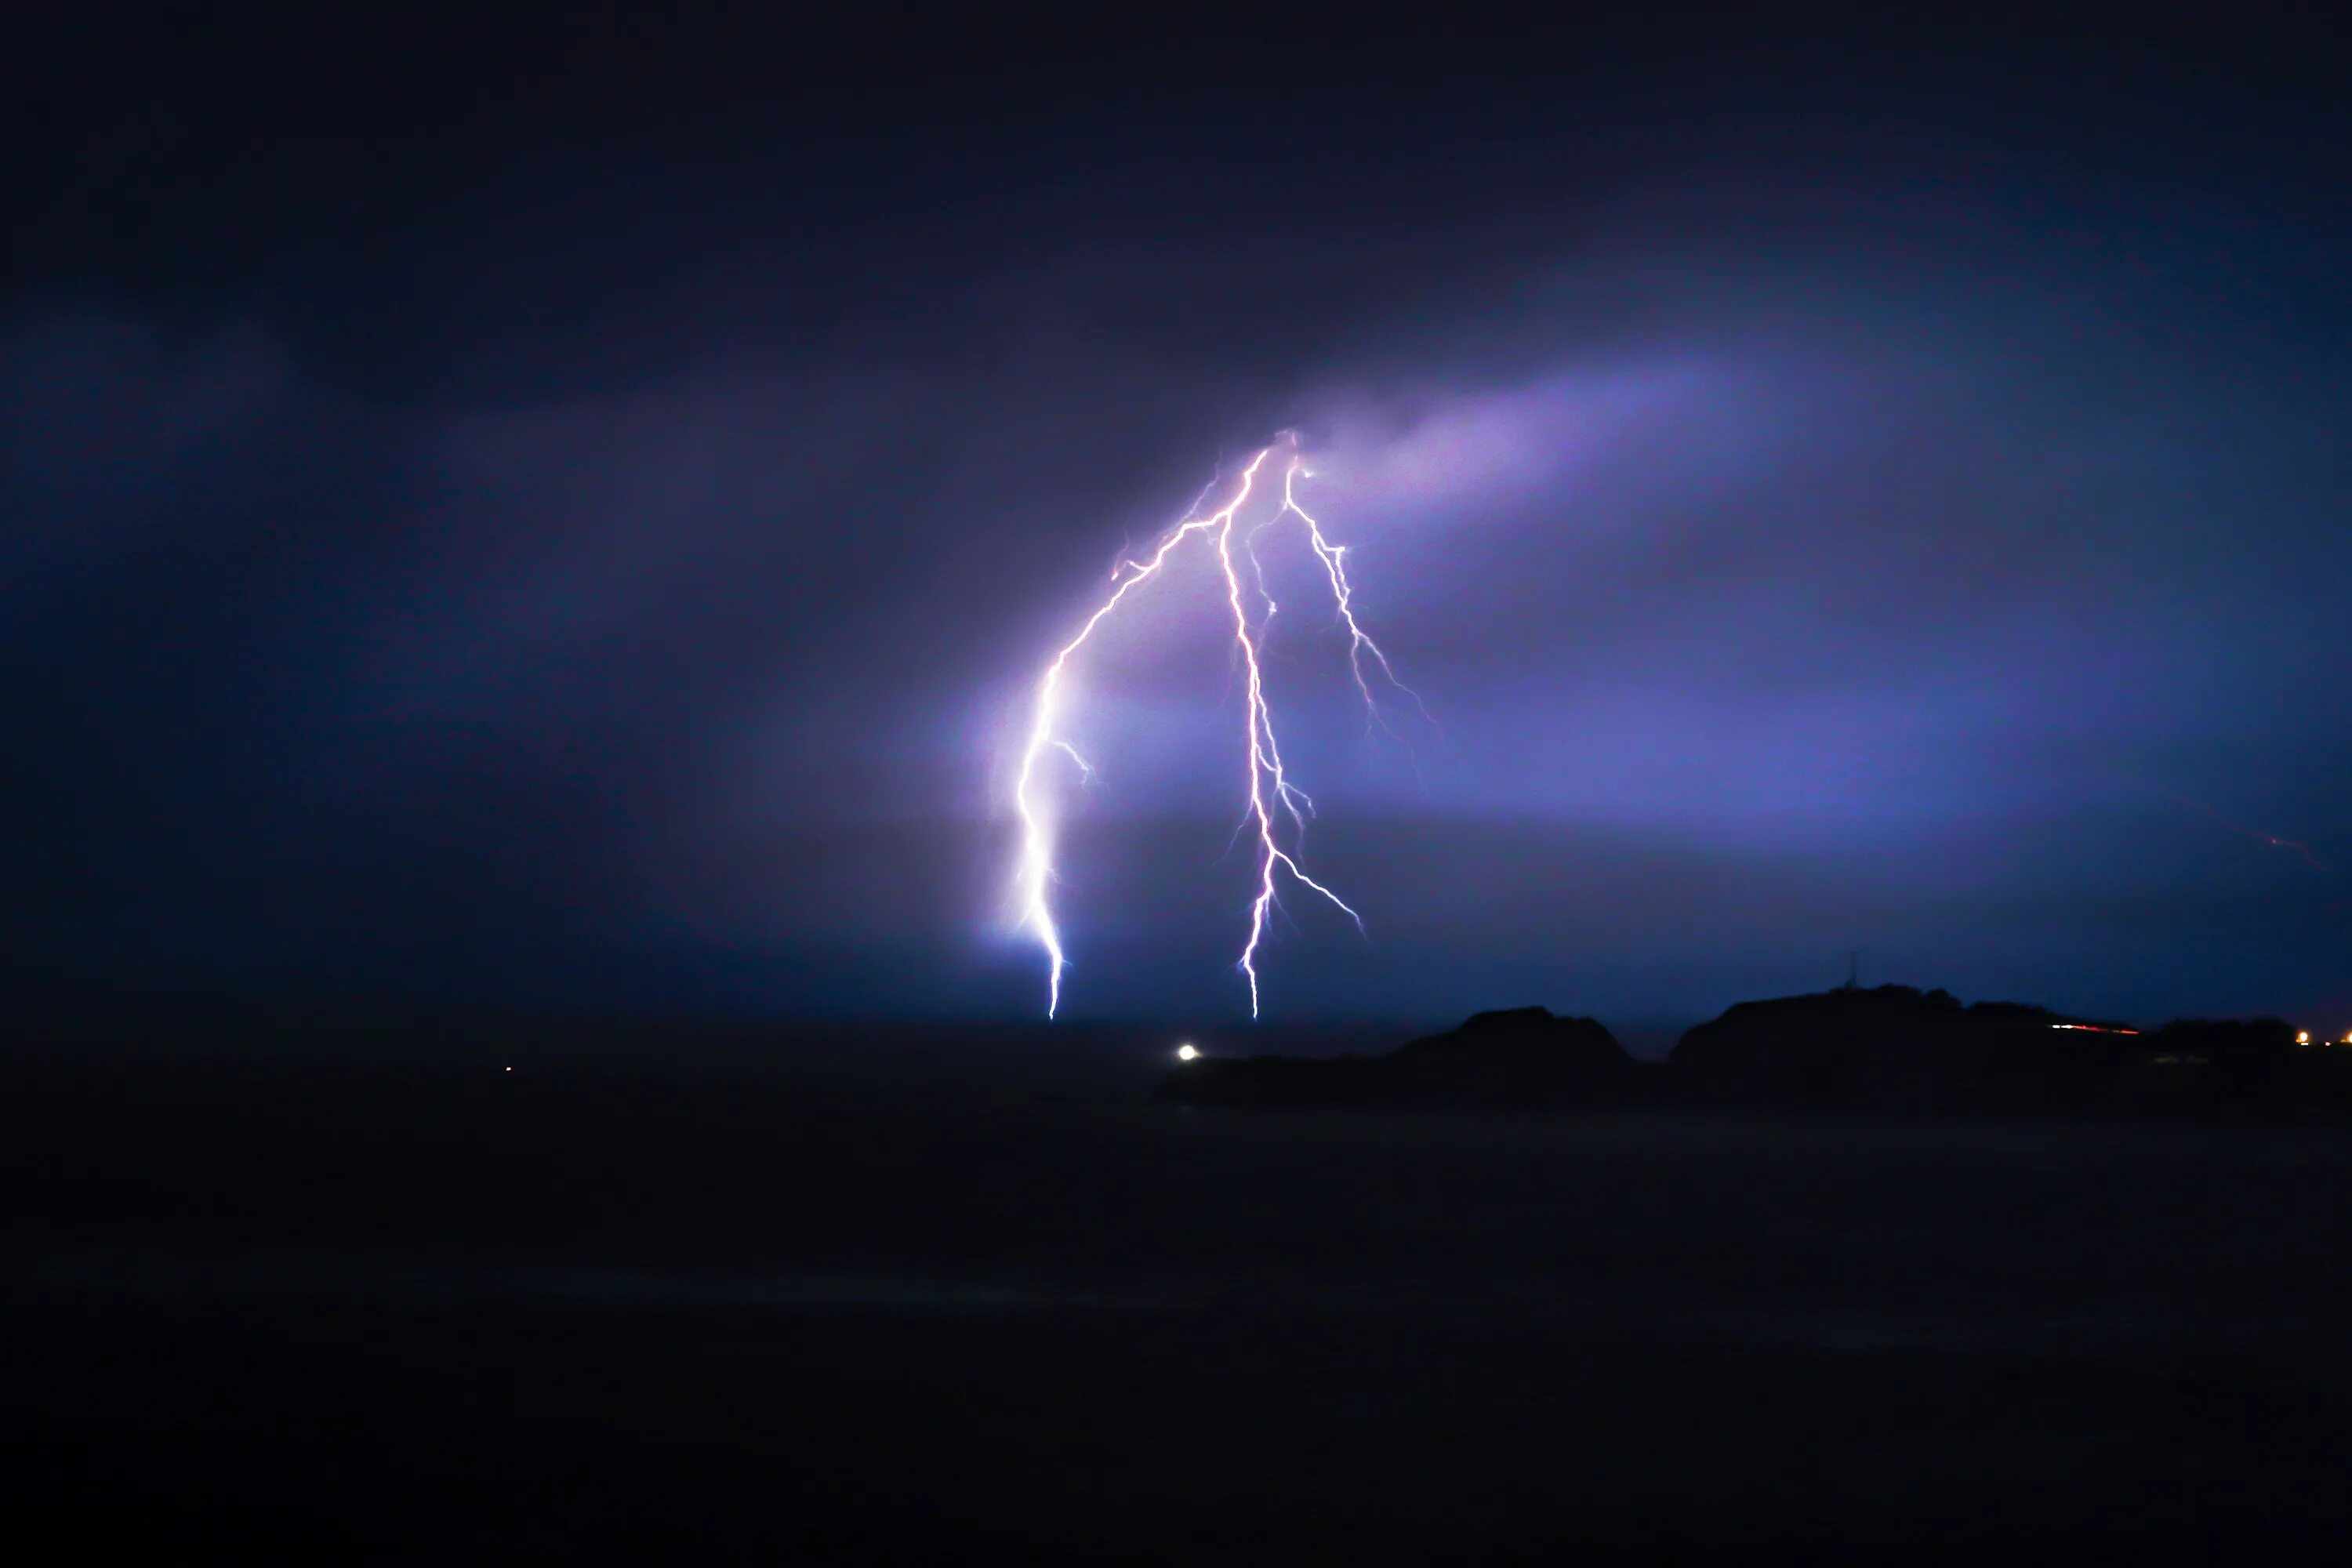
[3,14,2345,1029]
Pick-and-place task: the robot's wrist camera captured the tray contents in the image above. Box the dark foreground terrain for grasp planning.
[5,1023,2350,1561]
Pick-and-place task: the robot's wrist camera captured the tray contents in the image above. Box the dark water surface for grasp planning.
[5,1052,2349,1559]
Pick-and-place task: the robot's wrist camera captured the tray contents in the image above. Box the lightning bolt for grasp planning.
[1011,435,1425,1018]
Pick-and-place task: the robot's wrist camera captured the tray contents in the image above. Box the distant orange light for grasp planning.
[2050,1023,2139,1035]
[2296,1031,2312,1047]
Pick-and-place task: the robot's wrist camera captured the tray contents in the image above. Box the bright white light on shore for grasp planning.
[1176,1044,1200,1062]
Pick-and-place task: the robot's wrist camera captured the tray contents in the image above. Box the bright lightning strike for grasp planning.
[1011,435,1425,1018]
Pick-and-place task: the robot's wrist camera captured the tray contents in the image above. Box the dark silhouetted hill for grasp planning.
[1669,985,2338,1118]
[1160,1007,1642,1109]
[1670,985,2111,1114]
[1161,987,2352,1120]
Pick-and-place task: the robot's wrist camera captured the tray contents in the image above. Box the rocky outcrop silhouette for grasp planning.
[1384,1007,1640,1105]
[1159,1007,1639,1109]
[1668,985,2329,1116]
[1669,985,2190,1113]
[1163,988,2350,1119]
[1668,985,2135,1113]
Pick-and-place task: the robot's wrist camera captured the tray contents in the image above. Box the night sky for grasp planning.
[5,8,2346,1027]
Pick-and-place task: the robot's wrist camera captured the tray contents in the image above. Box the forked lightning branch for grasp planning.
[1011,435,1427,1018]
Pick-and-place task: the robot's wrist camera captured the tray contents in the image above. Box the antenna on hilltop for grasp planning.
[1842,951,1859,990]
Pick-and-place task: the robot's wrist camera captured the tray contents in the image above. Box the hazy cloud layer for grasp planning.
[3,15,2343,1025]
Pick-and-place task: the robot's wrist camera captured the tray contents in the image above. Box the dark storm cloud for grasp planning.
[2,8,2344,1022]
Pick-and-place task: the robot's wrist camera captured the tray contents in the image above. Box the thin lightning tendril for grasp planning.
[2159,789,2331,876]
[1012,437,1424,1018]
[1278,459,1436,741]
[1049,740,1098,788]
